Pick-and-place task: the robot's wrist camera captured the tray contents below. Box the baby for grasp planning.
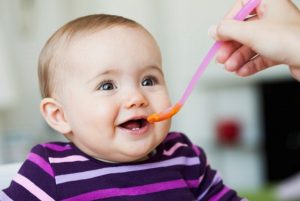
[1,14,243,200]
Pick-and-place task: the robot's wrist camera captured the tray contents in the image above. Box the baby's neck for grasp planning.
[94,157,118,163]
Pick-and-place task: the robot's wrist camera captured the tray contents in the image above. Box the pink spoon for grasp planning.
[147,0,261,123]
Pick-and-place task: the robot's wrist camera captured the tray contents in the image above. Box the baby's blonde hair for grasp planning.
[38,14,143,98]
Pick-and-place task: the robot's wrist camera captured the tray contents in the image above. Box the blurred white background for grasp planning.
[1,0,300,198]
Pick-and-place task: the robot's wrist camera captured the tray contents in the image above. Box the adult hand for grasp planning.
[210,0,300,81]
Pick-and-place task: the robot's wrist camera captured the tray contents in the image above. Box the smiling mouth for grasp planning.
[119,119,148,131]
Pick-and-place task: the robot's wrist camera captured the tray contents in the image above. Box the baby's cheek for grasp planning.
[160,91,172,106]
[159,119,171,137]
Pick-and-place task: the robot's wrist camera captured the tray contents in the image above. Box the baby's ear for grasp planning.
[40,98,71,134]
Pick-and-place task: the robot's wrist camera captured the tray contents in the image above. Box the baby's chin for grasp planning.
[114,148,157,163]
[120,151,153,163]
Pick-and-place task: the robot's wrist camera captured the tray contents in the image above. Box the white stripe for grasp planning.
[56,156,200,184]
[197,171,222,200]
[13,173,55,201]
[49,155,88,163]
[0,191,13,201]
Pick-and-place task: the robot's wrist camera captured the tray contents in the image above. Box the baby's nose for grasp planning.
[124,89,149,109]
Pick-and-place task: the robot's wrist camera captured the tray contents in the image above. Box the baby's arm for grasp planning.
[1,145,56,201]
[175,133,243,200]
[194,145,243,200]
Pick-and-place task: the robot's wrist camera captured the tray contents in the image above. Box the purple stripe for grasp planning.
[209,186,230,201]
[192,145,201,156]
[165,132,181,142]
[186,179,199,188]
[56,156,199,184]
[63,179,189,201]
[28,152,54,177]
[42,143,71,151]
[197,171,222,200]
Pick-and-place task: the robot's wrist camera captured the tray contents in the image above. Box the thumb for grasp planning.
[210,19,255,46]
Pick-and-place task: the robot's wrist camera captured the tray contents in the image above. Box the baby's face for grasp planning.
[59,26,171,162]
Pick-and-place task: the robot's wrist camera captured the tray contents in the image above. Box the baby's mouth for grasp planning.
[119,119,148,131]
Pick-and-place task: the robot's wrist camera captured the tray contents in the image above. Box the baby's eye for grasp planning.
[98,80,117,91]
[141,76,157,86]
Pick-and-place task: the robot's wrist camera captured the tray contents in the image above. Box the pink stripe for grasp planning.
[186,179,199,188]
[0,191,13,201]
[63,179,190,201]
[209,186,230,201]
[163,142,188,156]
[192,145,201,156]
[13,173,55,201]
[28,153,54,177]
[49,155,88,163]
[198,175,204,183]
[42,143,71,151]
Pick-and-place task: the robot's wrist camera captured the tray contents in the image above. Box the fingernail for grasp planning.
[239,67,249,75]
[208,25,217,40]
[225,60,237,72]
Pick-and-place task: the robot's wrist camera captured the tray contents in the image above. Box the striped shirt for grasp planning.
[1,132,244,201]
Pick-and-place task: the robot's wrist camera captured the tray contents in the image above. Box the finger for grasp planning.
[235,55,277,77]
[289,66,300,81]
[224,45,257,72]
[216,41,242,64]
[216,20,256,46]
[209,14,258,41]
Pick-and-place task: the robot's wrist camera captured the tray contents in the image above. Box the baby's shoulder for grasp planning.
[164,132,194,146]
[29,141,74,157]
[163,132,206,157]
